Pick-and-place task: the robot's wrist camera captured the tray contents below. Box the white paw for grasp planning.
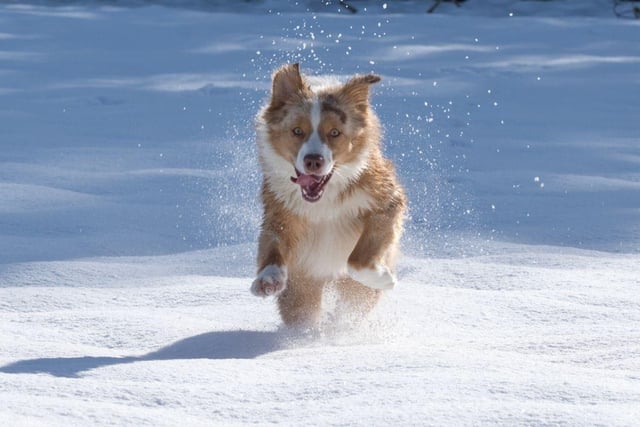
[348,265,397,290]
[251,264,288,297]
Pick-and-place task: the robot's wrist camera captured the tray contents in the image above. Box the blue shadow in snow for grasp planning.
[0,330,281,378]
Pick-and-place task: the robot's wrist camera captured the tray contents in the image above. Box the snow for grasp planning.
[1,1,639,425]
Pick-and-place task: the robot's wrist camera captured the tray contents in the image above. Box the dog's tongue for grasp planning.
[292,173,320,187]
[290,169,332,203]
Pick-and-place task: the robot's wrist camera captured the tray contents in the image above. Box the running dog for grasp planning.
[251,63,406,328]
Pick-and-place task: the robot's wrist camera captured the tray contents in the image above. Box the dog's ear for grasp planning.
[270,63,308,108]
[339,74,381,111]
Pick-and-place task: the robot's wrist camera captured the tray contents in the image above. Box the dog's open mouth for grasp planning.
[290,169,333,203]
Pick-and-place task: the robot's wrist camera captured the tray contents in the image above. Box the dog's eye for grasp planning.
[292,127,304,137]
[329,128,341,138]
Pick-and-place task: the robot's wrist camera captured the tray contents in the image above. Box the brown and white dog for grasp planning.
[251,63,406,328]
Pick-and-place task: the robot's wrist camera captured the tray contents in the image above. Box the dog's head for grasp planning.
[258,63,381,203]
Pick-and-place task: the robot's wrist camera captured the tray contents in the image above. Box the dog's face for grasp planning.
[261,64,380,203]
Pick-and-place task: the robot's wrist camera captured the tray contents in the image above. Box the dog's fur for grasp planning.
[251,63,406,328]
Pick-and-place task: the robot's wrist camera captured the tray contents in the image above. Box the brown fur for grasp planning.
[252,63,406,329]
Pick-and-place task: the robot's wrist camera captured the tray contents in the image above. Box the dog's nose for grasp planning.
[304,154,325,174]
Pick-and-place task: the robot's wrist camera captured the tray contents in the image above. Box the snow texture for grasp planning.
[1,1,639,425]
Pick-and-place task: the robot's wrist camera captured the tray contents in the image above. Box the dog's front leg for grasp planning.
[251,203,302,298]
[252,263,288,297]
[251,226,289,297]
[348,202,404,290]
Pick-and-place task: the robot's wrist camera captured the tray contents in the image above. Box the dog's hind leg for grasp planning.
[334,276,381,323]
[277,274,324,330]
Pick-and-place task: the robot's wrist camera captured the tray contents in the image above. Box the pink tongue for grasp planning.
[294,173,320,187]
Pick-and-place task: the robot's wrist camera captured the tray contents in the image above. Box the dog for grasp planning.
[251,63,406,328]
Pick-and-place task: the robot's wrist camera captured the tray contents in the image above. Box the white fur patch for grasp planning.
[293,219,362,279]
[251,264,288,297]
[348,265,396,290]
[329,146,370,191]
[311,97,322,128]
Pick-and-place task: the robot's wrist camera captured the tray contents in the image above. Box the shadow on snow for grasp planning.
[0,330,281,378]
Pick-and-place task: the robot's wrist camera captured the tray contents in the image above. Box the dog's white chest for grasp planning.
[293,218,362,279]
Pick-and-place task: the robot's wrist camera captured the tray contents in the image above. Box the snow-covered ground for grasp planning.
[1,1,639,425]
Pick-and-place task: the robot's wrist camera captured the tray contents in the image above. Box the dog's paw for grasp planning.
[251,264,288,297]
[348,265,397,290]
